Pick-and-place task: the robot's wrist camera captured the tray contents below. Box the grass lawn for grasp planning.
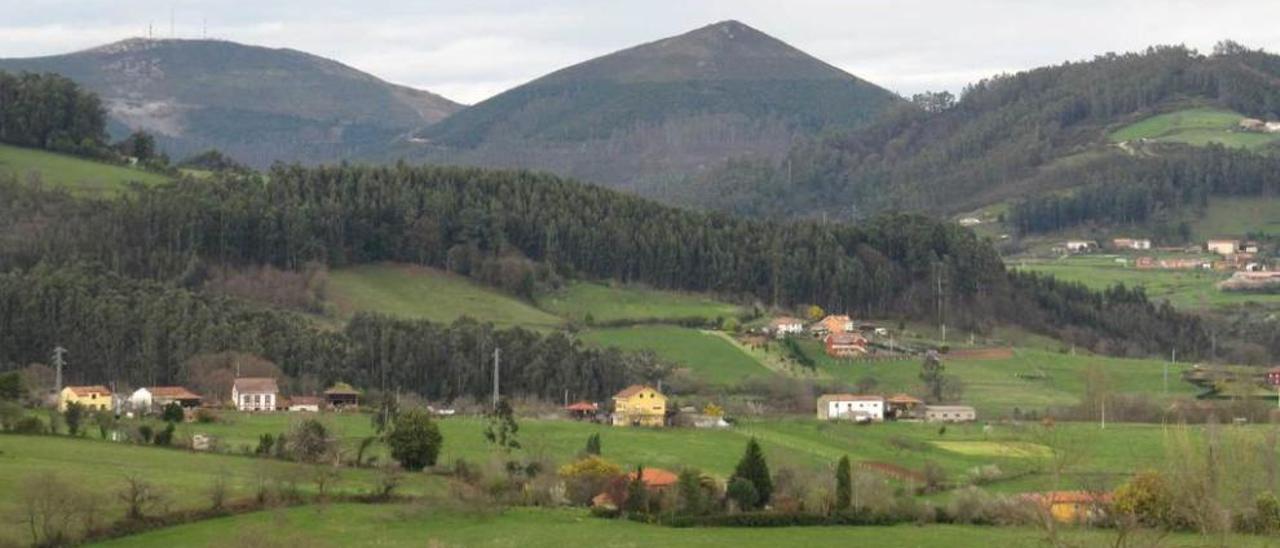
[1109,107,1280,149]
[803,343,1197,418]
[0,143,170,197]
[579,326,773,385]
[539,281,742,324]
[326,263,564,330]
[0,434,440,546]
[90,503,1277,548]
[1013,255,1280,309]
[1191,196,1280,239]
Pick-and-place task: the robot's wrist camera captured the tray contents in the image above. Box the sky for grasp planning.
[2,1,1279,105]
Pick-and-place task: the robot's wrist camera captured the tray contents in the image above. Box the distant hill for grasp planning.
[691,42,1280,222]
[403,20,901,198]
[0,38,462,166]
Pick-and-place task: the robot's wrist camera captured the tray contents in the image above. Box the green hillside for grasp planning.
[92,503,1274,548]
[540,281,743,323]
[1013,255,1280,310]
[1191,196,1280,237]
[326,264,564,330]
[1109,107,1280,148]
[0,143,169,196]
[580,326,771,385]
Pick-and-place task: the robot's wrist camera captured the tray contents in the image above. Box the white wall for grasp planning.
[826,400,884,421]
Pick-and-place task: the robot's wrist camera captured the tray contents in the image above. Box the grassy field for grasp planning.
[1013,255,1280,309]
[90,503,1277,548]
[0,434,440,546]
[801,342,1197,418]
[579,326,772,385]
[326,263,564,329]
[539,281,742,324]
[1191,196,1280,239]
[0,143,170,197]
[1109,107,1280,149]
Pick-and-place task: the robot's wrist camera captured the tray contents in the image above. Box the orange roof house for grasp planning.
[58,385,112,412]
[815,315,855,334]
[593,467,680,508]
[612,385,667,427]
[1020,491,1113,523]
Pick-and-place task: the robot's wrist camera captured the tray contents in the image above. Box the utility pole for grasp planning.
[1100,398,1106,430]
[52,346,67,393]
[491,347,501,409]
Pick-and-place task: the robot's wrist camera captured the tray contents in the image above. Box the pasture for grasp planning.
[579,326,773,385]
[1109,107,1279,149]
[325,263,565,330]
[89,503,1279,548]
[0,143,170,197]
[1013,254,1280,309]
[538,281,743,324]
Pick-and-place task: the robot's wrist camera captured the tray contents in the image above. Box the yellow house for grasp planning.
[58,385,113,412]
[1022,491,1113,523]
[612,385,666,427]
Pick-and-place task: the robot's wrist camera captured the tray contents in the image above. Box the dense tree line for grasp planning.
[690,42,1280,220]
[0,263,660,401]
[0,160,1222,363]
[1008,144,1280,234]
[0,71,106,155]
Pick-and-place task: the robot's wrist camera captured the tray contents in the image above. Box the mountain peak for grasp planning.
[533,20,856,84]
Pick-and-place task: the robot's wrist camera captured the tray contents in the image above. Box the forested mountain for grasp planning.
[690,42,1280,221]
[0,161,1218,389]
[403,20,901,198]
[0,38,462,166]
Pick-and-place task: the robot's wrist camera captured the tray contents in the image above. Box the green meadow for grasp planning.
[0,143,170,197]
[1109,107,1280,149]
[579,326,772,385]
[1013,255,1280,310]
[90,503,1277,548]
[326,263,565,329]
[539,281,743,323]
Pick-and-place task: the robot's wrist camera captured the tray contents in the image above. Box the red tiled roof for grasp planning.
[66,385,111,397]
[819,394,883,402]
[148,386,201,400]
[769,316,803,326]
[886,394,924,404]
[565,401,598,412]
[233,377,278,394]
[614,385,659,399]
[627,468,679,487]
[323,384,360,395]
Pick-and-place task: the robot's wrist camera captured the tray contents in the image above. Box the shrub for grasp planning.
[64,401,85,436]
[835,456,852,511]
[558,455,622,505]
[193,408,219,423]
[255,433,275,456]
[288,418,334,463]
[13,415,45,434]
[161,402,184,423]
[153,422,175,446]
[137,424,154,444]
[386,408,443,471]
[1113,470,1176,528]
[727,477,759,511]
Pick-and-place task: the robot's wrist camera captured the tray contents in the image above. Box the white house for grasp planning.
[1064,240,1096,253]
[924,405,976,423]
[767,316,805,337]
[232,377,279,412]
[1112,238,1151,250]
[816,394,884,422]
[1207,239,1239,256]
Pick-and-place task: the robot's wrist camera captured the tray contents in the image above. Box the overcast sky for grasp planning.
[2,1,1278,104]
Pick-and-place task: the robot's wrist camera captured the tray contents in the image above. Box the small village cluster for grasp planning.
[1058,236,1273,274]
[760,313,887,358]
[55,378,361,416]
[589,384,975,429]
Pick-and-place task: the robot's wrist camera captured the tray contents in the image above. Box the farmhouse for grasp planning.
[128,386,202,414]
[1111,238,1151,250]
[324,383,360,410]
[1063,240,1096,253]
[824,332,868,358]
[1020,491,1113,523]
[232,377,279,412]
[58,385,112,412]
[885,393,925,419]
[813,314,855,334]
[565,401,599,420]
[612,384,667,427]
[924,405,976,422]
[767,316,805,337]
[287,396,323,412]
[1207,239,1239,255]
[816,394,884,422]
[593,467,679,509]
